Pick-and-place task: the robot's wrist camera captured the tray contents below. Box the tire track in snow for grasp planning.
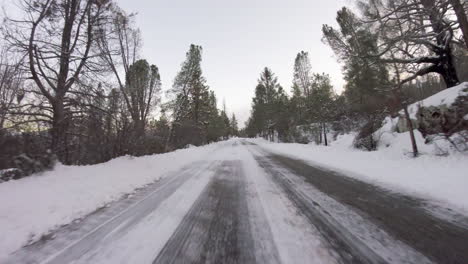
[153,160,258,264]
[252,155,386,264]
[239,141,339,264]
[264,151,468,264]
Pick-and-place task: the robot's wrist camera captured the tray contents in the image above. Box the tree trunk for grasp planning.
[323,122,328,146]
[51,100,68,163]
[318,125,322,144]
[402,104,419,157]
[450,0,468,49]
[422,0,460,87]
[438,48,460,88]
[132,119,146,155]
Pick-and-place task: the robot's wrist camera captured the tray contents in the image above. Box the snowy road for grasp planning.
[5,140,468,264]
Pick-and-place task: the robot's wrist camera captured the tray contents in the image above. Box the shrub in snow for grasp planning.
[354,116,383,151]
[14,155,42,177]
[12,150,57,179]
[0,168,23,182]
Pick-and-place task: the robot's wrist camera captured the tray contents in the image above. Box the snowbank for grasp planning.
[0,141,224,261]
[374,82,468,155]
[404,82,468,119]
[248,137,468,213]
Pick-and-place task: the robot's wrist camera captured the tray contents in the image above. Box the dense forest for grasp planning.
[0,1,238,176]
[245,0,468,156]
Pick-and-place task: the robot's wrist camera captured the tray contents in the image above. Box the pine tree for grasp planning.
[308,73,334,146]
[166,44,215,149]
[290,84,305,128]
[220,109,231,140]
[206,91,224,143]
[323,7,388,117]
[274,86,290,142]
[293,51,313,97]
[125,60,162,136]
[247,67,284,141]
[230,114,239,137]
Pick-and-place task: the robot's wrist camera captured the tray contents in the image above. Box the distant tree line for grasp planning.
[0,0,238,175]
[246,0,468,157]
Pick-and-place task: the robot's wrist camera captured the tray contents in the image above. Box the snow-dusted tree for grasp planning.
[361,0,460,87]
[293,51,313,97]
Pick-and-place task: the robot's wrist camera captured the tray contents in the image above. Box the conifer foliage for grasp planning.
[166,45,235,150]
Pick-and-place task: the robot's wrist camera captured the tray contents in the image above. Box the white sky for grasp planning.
[115,0,351,125]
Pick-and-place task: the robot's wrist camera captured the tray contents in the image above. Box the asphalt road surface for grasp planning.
[6,140,468,264]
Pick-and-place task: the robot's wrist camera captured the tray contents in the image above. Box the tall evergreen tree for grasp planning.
[308,73,334,146]
[323,7,389,117]
[230,114,239,137]
[166,44,215,149]
[293,51,313,97]
[125,59,162,138]
[247,67,284,141]
[273,86,291,141]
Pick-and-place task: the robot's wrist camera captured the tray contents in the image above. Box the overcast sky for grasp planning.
[114,0,351,125]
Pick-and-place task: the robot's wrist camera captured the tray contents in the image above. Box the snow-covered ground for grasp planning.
[248,135,468,213]
[403,82,468,119]
[374,82,468,155]
[0,142,224,261]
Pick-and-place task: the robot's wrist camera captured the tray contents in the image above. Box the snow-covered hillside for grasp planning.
[403,82,468,119]
[374,82,468,155]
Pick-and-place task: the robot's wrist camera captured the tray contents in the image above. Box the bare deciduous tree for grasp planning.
[449,0,468,49]
[0,46,24,130]
[4,0,111,161]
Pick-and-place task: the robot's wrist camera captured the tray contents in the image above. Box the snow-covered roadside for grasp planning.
[0,141,225,261]
[247,137,468,213]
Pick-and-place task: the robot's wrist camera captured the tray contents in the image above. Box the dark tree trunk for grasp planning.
[131,119,146,155]
[318,123,322,144]
[450,0,468,49]
[51,100,68,163]
[323,122,328,146]
[422,0,460,87]
[437,47,460,87]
